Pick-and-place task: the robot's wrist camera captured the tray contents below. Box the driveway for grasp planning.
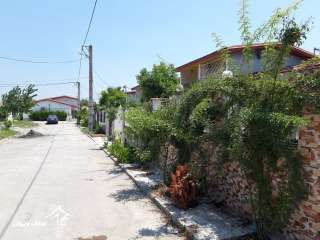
[0,122,182,240]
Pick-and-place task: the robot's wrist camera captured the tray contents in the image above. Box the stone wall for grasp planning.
[284,114,320,240]
[159,114,320,239]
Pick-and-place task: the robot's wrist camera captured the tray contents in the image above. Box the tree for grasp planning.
[20,85,37,118]
[137,61,178,101]
[1,85,37,120]
[99,87,126,137]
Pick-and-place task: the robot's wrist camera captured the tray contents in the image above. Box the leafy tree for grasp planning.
[80,99,88,107]
[2,85,37,120]
[2,86,21,119]
[0,106,7,121]
[137,62,178,101]
[99,87,126,137]
[20,85,38,118]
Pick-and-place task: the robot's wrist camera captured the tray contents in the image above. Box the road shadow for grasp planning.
[109,187,145,202]
[129,224,180,240]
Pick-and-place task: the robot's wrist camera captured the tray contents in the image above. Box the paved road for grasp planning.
[0,122,181,240]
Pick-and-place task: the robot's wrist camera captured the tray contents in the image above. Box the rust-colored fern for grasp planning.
[169,165,198,209]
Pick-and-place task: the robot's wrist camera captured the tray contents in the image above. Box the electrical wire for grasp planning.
[0,81,78,87]
[93,69,108,87]
[0,77,86,85]
[0,56,79,64]
[82,0,99,48]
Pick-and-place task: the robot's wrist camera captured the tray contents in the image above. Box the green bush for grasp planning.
[29,111,67,121]
[78,107,88,127]
[0,107,7,121]
[107,139,151,164]
[107,139,129,163]
[3,120,12,129]
[93,123,105,134]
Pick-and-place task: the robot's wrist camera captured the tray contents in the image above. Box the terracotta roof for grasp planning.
[176,43,315,71]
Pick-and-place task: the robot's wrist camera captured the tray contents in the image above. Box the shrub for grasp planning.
[29,111,67,121]
[3,120,12,129]
[78,107,88,127]
[107,139,151,165]
[93,123,105,134]
[107,139,129,163]
[0,107,7,121]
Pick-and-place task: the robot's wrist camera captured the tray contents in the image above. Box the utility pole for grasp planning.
[76,81,80,111]
[87,45,94,131]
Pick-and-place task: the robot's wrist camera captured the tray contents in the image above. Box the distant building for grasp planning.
[32,96,79,118]
[176,43,314,88]
[126,85,142,103]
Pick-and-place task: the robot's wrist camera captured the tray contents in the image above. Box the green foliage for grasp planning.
[12,120,37,128]
[107,139,130,163]
[107,139,151,164]
[3,120,12,129]
[78,107,88,127]
[29,111,67,121]
[100,87,126,110]
[93,123,105,134]
[99,87,126,137]
[0,128,16,139]
[0,106,7,121]
[137,61,178,101]
[1,85,37,119]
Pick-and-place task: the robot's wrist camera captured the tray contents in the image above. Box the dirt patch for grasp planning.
[18,129,44,138]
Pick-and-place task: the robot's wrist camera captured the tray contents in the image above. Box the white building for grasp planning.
[32,96,79,119]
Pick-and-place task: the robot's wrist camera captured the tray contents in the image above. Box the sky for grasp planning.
[0,0,319,100]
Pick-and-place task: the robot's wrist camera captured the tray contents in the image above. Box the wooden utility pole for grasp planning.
[88,45,94,131]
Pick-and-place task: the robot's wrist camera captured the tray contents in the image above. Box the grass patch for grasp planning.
[0,128,16,139]
[12,120,38,128]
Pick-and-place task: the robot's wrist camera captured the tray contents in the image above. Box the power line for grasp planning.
[0,56,79,64]
[0,77,86,86]
[82,0,99,47]
[0,81,78,87]
[93,69,108,86]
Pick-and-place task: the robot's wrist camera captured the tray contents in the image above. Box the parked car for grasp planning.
[46,115,59,124]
